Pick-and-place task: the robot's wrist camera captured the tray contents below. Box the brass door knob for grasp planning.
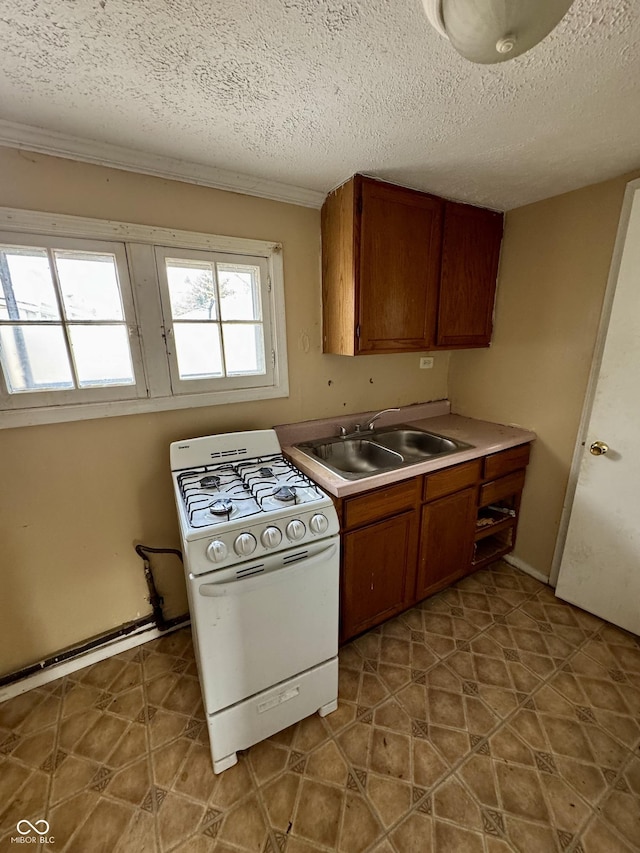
[589,441,609,456]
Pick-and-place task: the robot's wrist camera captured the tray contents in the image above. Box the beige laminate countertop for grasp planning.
[276,402,536,499]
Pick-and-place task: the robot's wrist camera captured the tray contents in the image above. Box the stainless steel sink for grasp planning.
[295,424,472,480]
[373,427,462,459]
[310,438,403,475]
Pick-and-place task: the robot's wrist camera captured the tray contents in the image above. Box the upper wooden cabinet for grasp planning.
[437,201,503,348]
[322,175,443,355]
[321,175,503,355]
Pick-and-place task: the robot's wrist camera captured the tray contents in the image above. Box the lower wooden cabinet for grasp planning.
[416,487,477,600]
[341,511,418,641]
[337,443,531,642]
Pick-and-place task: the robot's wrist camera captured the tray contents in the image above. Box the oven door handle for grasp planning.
[198,543,338,598]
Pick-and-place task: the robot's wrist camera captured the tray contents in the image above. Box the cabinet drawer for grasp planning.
[479,470,526,508]
[423,459,481,502]
[344,478,419,530]
[484,444,530,481]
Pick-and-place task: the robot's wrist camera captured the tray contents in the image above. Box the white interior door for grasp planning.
[555,182,640,634]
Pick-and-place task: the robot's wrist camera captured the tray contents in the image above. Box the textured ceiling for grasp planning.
[0,0,639,210]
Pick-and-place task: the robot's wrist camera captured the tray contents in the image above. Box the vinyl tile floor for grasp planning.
[1,560,639,853]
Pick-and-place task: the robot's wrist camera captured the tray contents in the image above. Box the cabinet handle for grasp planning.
[589,441,609,456]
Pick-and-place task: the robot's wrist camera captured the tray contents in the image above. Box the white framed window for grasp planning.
[154,247,274,394]
[0,234,146,410]
[0,208,288,428]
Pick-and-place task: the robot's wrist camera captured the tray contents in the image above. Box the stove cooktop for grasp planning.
[174,452,325,531]
[171,429,339,564]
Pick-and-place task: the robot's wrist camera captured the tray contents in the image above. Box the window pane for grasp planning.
[0,325,73,392]
[68,324,135,387]
[165,260,218,320]
[55,251,124,321]
[0,247,60,321]
[218,264,261,320]
[173,322,223,379]
[222,323,265,375]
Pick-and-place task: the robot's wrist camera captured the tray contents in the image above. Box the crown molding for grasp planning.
[0,119,325,209]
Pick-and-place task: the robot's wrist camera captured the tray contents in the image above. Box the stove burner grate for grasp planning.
[176,452,325,527]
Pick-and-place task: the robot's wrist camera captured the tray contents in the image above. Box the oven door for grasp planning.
[188,535,339,714]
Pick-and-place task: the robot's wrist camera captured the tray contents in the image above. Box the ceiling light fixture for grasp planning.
[422,0,575,64]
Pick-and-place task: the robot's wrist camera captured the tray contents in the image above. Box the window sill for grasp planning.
[0,381,289,429]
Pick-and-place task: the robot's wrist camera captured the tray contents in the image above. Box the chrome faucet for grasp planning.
[363,408,400,431]
[338,408,401,437]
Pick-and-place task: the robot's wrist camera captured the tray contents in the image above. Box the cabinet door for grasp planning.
[357,177,443,354]
[436,202,503,348]
[321,178,358,355]
[341,511,418,641]
[416,487,477,601]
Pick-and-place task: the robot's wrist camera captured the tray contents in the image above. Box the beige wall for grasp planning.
[450,169,640,579]
[3,144,637,675]
[0,147,449,675]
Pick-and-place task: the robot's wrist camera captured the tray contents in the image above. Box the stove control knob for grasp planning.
[310,513,329,535]
[286,519,306,541]
[206,540,228,563]
[234,532,257,556]
[261,526,282,549]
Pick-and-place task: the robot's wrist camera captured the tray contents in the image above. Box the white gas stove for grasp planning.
[170,429,339,773]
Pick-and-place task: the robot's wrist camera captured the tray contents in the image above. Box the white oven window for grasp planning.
[0,209,288,428]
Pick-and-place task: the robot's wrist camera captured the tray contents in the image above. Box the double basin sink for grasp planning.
[295,424,472,481]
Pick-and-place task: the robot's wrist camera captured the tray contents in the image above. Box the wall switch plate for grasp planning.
[419,357,434,369]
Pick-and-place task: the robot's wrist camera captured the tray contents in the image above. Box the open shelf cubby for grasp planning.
[472,525,515,569]
[475,496,517,541]
[472,492,519,568]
